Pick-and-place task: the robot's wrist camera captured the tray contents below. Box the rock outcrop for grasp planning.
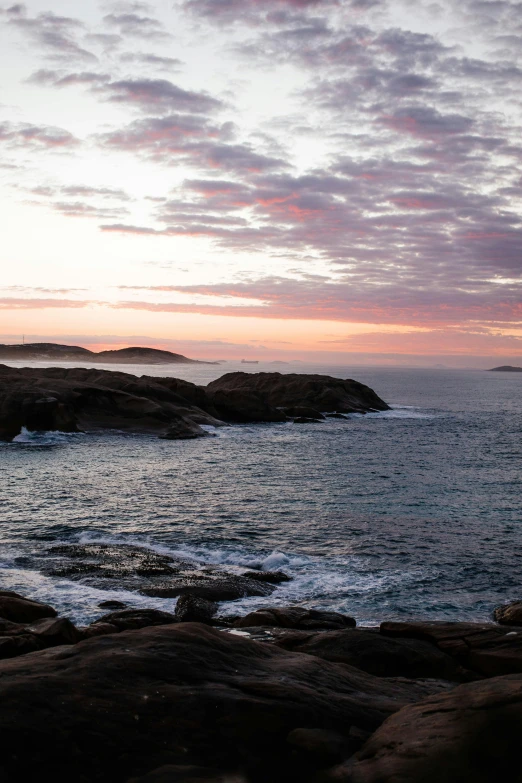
[0,366,388,440]
[346,675,522,783]
[207,372,389,414]
[0,342,211,364]
[0,622,450,783]
[43,542,275,602]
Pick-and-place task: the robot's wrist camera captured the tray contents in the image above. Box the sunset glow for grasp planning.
[1,0,521,365]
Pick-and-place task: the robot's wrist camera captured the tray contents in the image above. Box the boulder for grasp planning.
[346,674,522,783]
[206,372,389,414]
[160,415,213,440]
[92,608,178,632]
[234,607,356,630]
[0,593,57,623]
[380,621,522,677]
[0,623,452,782]
[494,600,522,626]
[98,600,127,610]
[293,417,318,424]
[174,595,218,624]
[242,571,292,584]
[325,413,348,419]
[276,629,469,681]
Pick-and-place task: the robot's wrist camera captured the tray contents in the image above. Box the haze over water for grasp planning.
[1,362,520,625]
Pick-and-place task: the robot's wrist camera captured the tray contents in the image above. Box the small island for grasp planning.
[489,365,522,372]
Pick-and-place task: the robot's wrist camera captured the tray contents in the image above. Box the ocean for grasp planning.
[1,361,521,626]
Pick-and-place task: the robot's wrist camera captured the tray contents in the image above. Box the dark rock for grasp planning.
[46,542,188,580]
[0,593,57,623]
[207,387,287,423]
[25,617,81,646]
[142,574,274,601]
[380,621,522,677]
[286,727,349,764]
[0,634,42,660]
[283,406,325,420]
[494,600,522,626]
[207,372,389,414]
[293,417,318,424]
[347,675,522,783]
[0,365,221,440]
[325,413,348,419]
[276,629,469,681]
[127,766,245,783]
[0,623,452,783]
[160,415,214,440]
[98,600,127,610]
[175,595,218,624]
[78,622,119,640]
[242,571,292,584]
[234,607,356,630]
[93,608,178,631]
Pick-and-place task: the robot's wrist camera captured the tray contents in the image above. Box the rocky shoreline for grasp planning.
[2,543,522,782]
[0,366,389,441]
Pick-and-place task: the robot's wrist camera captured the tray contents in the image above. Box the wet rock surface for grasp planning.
[0,622,450,783]
[42,542,275,603]
[174,595,218,624]
[0,591,57,623]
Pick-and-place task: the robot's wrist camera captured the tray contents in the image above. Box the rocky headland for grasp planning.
[0,342,215,364]
[0,366,389,441]
[2,552,522,783]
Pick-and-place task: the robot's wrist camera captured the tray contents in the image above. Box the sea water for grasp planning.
[1,362,521,625]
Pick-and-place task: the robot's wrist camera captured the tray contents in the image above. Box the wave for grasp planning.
[9,427,86,446]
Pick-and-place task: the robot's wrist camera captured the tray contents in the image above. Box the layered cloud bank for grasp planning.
[0,0,521,363]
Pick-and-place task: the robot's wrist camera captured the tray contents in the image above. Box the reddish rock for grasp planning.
[345,674,522,783]
[0,623,449,782]
[494,600,522,626]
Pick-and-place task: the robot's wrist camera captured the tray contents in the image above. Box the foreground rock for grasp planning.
[234,607,356,630]
[275,629,469,681]
[0,623,450,782]
[0,366,388,440]
[345,675,522,783]
[44,543,275,603]
[381,621,522,677]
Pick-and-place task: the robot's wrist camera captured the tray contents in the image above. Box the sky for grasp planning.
[0,0,521,366]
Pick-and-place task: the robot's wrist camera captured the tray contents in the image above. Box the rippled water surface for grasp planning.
[1,362,521,624]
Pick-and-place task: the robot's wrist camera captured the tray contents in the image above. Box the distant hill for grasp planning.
[489,365,522,372]
[0,343,214,364]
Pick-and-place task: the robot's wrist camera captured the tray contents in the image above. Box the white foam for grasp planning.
[11,427,85,445]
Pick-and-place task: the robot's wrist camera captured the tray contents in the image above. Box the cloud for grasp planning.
[0,121,78,148]
[100,78,222,113]
[103,12,171,40]
[5,5,96,63]
[28,69,109,87]
[0,298,92,309]
[119,52,183,70]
